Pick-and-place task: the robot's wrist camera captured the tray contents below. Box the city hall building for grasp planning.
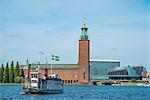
[22,22,90,84]
[21,22,143,84]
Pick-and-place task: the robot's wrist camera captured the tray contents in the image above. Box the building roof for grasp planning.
[90,59,120,62]
[22,64,79,70]
[108,67,127,72]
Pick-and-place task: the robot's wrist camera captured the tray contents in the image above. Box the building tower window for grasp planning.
[83,68,86,79]
[83,73,86,79]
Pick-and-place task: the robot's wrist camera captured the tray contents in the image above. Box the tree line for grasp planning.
[0,61,24,83]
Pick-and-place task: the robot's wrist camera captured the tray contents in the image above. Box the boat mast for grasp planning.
[46,55,48,75]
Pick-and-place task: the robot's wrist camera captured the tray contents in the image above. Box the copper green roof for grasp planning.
[23,64,79,70]
[23,65,29,69]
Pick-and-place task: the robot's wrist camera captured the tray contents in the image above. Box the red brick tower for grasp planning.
[78,22,90,83]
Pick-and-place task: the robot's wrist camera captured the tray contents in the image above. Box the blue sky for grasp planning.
[0,0,149,70]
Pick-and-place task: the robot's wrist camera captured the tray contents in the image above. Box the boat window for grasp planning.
[31,74,33,78]
[32,80,37,83]
[33,74,37,78]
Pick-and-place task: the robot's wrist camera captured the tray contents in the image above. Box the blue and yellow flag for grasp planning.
[51,55,60,61]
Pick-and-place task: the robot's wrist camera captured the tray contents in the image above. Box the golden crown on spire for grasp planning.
[81,16,88,28]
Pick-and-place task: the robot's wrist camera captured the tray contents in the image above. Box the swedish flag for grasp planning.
[51,55,60,61]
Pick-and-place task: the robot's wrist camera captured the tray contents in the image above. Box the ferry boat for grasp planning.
[22,65,64,94]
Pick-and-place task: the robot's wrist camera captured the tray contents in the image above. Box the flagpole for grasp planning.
[51,58,53,75]
[38,52,41,73]
[38,51,44,73]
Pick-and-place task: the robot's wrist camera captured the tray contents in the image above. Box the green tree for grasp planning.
[20,68,24,78]
[4,62,9,83]
[0,64,4,83]
[9,61,14,83]
[14,61,20,79]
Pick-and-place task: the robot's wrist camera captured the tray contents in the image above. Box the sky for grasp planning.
[0,0,149,70]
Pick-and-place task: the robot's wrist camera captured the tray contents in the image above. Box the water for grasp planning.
[0,85,150,100]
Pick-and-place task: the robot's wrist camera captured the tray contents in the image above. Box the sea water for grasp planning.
[0,85,149,100]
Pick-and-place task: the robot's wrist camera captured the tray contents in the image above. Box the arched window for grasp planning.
[68,80,70,83]
[65,80,67,84]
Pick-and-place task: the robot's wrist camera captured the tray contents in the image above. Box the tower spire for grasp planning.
[81,17,88,40]
[83,16,86,24]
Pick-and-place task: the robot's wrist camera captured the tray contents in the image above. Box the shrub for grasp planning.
[14,76,23,83]
[130,78,137,83]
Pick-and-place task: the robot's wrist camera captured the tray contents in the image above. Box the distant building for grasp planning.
[108,65,143,80]
[144,72,150,81]
[90,59,120,80]
[90,59,144,80]
[146,72,150,78]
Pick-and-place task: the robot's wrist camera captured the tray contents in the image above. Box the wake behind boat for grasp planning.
[22,64,64,94]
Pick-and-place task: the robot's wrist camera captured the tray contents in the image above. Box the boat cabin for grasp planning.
[30,72,40,88]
